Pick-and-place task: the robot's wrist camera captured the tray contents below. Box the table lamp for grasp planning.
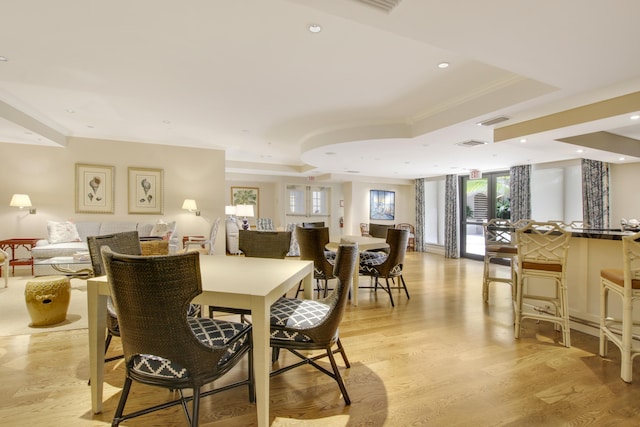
[235,204,254,230]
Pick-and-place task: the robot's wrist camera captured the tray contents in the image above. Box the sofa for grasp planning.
[32,220,178,276]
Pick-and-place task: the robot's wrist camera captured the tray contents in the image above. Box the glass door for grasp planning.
[459,171,510,260]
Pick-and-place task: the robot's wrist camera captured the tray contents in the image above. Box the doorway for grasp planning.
[459,171,510,260]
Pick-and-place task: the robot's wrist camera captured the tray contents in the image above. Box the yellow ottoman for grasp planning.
[25,275,71,326]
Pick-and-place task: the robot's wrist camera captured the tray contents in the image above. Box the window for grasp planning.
[286,185,330,216]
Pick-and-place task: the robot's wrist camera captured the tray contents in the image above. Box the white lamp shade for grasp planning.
[182,199,198,211]
[10,194,32,208]
[235,204,254,217]
[225,205,236,215]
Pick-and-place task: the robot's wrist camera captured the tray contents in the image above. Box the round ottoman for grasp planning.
[25,275,71,326]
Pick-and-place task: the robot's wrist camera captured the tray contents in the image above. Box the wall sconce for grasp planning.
[235,204,254,230]
[225,205,236,219]
[182,199,200,216]
[10,194,36,214]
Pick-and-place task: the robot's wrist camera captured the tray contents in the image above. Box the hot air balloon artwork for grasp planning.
[128,167,164,214]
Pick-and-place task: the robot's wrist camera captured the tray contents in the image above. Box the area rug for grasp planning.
[0,275,88,336]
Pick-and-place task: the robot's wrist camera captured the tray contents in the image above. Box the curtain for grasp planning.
[510,164,531,222]
[582,159,610,229]
[415,178,425,252]
[444,174,458,258]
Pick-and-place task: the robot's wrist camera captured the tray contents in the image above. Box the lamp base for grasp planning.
[242,218,249,230]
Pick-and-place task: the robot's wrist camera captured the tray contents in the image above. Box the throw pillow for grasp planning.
[47,220,82,244]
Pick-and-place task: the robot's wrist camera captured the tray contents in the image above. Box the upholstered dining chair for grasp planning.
[239,230,291,259]
[184,217,220,255]
[87,231,142,366]
[256,217,275,231]
[359,228,410,307]
[295,226,336,297]
[359,223,370,237]
[514,221,572,347]
[482,219,517,303]
[101,248,254,426]
[0,248,9,287]
[270,243,358,405]
[600,231,640,383]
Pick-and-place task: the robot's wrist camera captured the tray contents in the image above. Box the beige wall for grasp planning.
[610,162,640,225]
[1,138,226,256]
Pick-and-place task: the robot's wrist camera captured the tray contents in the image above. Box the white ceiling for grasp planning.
[1,0,640,182]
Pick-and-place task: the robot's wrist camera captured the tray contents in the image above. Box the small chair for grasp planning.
[256,217,275,231]
[0,248,9,288]
[514,222,572,347]
[395,223,415,251]
[302,221,325,228]
[184,217,220,255]
[270,243,358,405]
[599,231,640,382]
[482,219,517,303]
[368,223,394,238]
[102,249,254,426]
[87,231,142,366]
[359,228,410,307]
[239,230,292,259]
[295,227,336,297]
[359,223,370,237]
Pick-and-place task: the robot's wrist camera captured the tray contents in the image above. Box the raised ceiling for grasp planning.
[1,0,639,182]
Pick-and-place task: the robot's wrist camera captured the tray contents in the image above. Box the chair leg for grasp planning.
[326,345,351,405]
[190,388,200,427]
[599,284,609,357]
[336,338,350,367]
[384,278,395,307]
[400,275,410,299]
[248,345,256,403]
[112,377,133,426]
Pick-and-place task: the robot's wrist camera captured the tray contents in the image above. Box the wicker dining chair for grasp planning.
[87,231,142,366]
[102,248,254,426]
[270,243,358,405]
[359,228,410,307]
[295,226,335,297]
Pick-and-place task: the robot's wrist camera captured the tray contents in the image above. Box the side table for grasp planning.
[0,238,41,276]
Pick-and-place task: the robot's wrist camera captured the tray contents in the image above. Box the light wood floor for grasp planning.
[2,252,640,426]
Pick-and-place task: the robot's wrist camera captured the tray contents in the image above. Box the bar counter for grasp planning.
[563,227,636,336]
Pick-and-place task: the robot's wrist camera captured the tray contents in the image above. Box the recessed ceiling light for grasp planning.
[0,56,8,62]
[576,149,584,153]
[519,138,527,143]
[308,24,321,33]
[438,62,449,69]
[631,114,640,120]
[619,157,626,161]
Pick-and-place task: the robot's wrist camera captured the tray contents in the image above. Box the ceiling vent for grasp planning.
[457,139,488,148]
[353,0,402,13]
[477,115,510,126]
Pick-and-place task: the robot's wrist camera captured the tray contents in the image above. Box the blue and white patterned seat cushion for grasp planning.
[130,317,249,379]
[359,251,402,275]
[270,297,330,342]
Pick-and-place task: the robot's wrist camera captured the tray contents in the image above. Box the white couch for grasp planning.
[32,220,178,276]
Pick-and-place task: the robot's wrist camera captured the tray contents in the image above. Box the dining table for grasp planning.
[87,254,313,427]
[327,235,389,306]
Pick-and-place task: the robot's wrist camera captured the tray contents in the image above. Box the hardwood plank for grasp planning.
[1,252,640,426]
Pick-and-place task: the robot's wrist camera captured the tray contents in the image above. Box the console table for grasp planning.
[0,238,41,275]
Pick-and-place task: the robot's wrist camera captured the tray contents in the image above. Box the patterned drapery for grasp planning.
[509,164,531,222]
[582,159,610,229]
[415,178,425,252]
[444,174,458,258]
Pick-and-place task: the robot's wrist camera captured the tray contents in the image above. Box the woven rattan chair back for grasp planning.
[376,228,409,277]
[238,230,291,259]
[87,231,141,277]
[296,227,333,278]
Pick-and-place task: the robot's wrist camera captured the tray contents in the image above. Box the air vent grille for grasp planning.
[353,0,402,13]
[477,116,510,126]
[457,140,488,147]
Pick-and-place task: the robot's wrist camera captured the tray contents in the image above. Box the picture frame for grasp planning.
[370,190,395,220]
[75,163,115,214]
[231,186,259,218]
[128,167,164,214]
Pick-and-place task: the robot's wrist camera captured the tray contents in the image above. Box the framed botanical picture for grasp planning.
[128,167,164,214]
[75,163,115,213]
[370,190,395,220]
[231,186,259,217]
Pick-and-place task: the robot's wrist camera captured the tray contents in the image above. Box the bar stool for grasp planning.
[514,222,572,347]
[599,231,640,382]
[482,219,517,303]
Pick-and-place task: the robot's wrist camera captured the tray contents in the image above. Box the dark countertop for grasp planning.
[567,228,637,240]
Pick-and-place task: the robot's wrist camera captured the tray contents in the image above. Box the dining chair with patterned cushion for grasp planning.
[359,228,410,307]
[295,226,335,297]
[102,248,254,426]
[270,243,358,405]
